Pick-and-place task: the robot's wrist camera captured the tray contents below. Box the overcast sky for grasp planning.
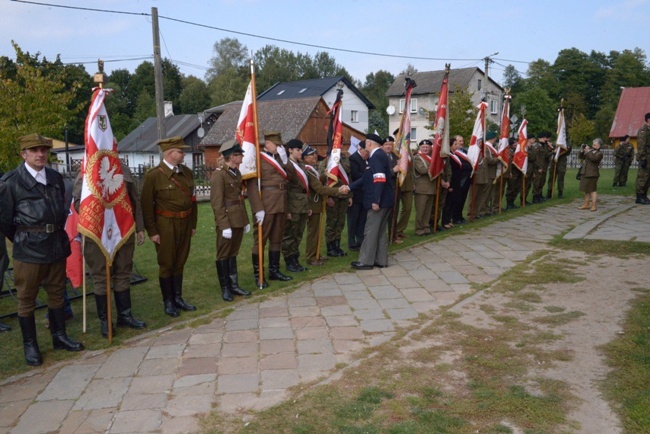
[2,0,648,85]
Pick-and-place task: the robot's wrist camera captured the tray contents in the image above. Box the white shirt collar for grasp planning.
[162,159,177,172]
[24,163,46,185]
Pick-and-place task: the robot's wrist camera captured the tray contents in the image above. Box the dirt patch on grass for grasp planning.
[449,249,646,433]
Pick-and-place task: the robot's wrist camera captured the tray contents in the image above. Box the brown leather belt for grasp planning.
[261,183,285,191]
[155,208,192,218]
[224,200,243,206]
[17,224,62,233]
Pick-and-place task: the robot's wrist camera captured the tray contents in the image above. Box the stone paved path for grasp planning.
[0,196,645,434]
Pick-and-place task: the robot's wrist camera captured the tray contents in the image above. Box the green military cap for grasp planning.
[157,136,190,152]
[19,133,52,151]
[220,139,244,157]
[263,131,283,145]
[485,131,497,140]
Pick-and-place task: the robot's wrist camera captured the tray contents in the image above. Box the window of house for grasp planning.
[399,98,418,114]
[277,90,286,95]
[299,88,307,94]
[490,99,498,114]
[410,127,417,142]
[477,79,482,91]
[149,155,155,166]
[351,110,359,123]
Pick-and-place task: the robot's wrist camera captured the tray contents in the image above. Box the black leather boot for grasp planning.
[172,275,196,311]
[334,240,347,257]
[228,257,251,296]
[285,254,303,272]
[293,254,307,272]
[252,253,269,288]
[94,293,114,338]
[0,322,11,332]
[18,316,42,366]
[159,276,179,317]
[326,241,339,257]
[269,250,292,281]
[216,259,233,302]
[114,289,146,329]
[49,307,84,352]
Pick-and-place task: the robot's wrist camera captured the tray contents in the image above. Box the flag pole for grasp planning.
[498,174,504,215]
[550,160,557,199]
[105,262,112,344]
[316,199,326,260]
[522,176,526,208]
[82,236,87,333]
[249,60,264,289]
[433,176,441,234]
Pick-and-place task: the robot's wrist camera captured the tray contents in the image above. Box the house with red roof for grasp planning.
[610,86,650,149]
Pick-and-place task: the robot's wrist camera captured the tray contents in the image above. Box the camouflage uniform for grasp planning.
[613,141,634,187]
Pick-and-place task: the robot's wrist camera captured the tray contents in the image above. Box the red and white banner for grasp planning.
[429,72,449,179]
[554,107,568,162]
[396,79,415,186]
[65,202,82,288]
[467,101,488,173]
[513,119,528,174]
[496,95,511,178]
[237,81,258,180]
[78,88,135,265]
[326,90,349,186]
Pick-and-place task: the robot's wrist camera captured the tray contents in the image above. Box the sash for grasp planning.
[290,160,309,194]
[260,152,287,179]
[417,152,432,165]
[449,153,462,167]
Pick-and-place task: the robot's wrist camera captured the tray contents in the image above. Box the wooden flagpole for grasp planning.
[550,160,557,199]
[498,174,504,215]
[249,60,264,289]
[433,176,441,234]
[522,175,526,208]
[82,236,87,333]
[316,199,326,260]
[105,262,112,343]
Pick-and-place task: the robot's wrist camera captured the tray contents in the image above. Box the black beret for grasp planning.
[384,136,395,143]
[286,139,304,149]
[358,140,366,149]
[419,139,433,146]
[366,133,384,145]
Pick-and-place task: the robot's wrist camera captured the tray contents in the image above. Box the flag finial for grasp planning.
[94,59,105,87]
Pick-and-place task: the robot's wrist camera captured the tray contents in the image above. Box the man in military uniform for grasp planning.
[613,135,634,187]
[531,132,552,203]
[0,170,11,333]
[635,113,650,204]
[546,141,572,198]
[413,140,435,236]
[141,136,197,317]
[347,140,368,250]
[73,162,147,337]
[247,131,293,286]
[282,139,310,273]
[505,138,522,209]
[475,132,499,217]
[319,143,351,256]
[0,134,84,366]
[303,145,350,265]
[391,136,414,241]
[210,140,252,302]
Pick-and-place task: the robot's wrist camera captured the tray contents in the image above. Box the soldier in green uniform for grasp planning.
[546,142,572,198]
[73,162,147,337]
[210,140,252,302]
[141,136,197,317]
[282,139,310,273]
[635,113,650,204]
[303,146,349,265]
[613,135,634,187]
[246,132,294,286]
[319,147,351,256]
[413,140,435,235]
[532,132,552,203]
[476,132,499,217]
[393,138,414,241]
[527,134,544,204]
[505,138,522,209]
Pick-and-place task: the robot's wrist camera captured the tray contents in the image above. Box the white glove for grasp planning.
[255,210,265,224]
[222,228,232,239]
[244,224,250,234]
[277,145,288,165]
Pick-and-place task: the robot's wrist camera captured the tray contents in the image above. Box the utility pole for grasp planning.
[483,51,499,103]
[152,7,166,140]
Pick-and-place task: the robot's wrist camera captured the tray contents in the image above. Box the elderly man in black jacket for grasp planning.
[0,134,84,366]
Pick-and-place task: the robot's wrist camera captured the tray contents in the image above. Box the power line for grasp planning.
[12,0,486,63]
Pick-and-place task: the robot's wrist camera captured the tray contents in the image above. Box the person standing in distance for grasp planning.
[634,113,650,204]
[210,140,252,302]
[141,136,197,317]
[0,134,84,366]
[351,134,395,270]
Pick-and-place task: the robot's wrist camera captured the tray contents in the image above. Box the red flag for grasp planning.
[496,94,511,177]
[429,71,450,179]
[396,78,416,185]
[237,80,258,180]
[78,88,135,265]
[65,202,82,288]
[467,101,488,173]
[512,119,528,174]
[326,89,349,186]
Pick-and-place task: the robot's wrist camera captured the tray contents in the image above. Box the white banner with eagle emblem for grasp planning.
[78,88,135,264]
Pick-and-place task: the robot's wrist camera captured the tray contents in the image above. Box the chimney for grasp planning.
[164,101,174,118]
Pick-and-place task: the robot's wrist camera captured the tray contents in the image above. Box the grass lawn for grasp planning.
[0,167,637,380]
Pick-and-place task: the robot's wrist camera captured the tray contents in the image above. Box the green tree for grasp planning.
[362,70,395,136]
[129,89,156,131]
[206,38,249,106]
[568,113,595,147]
[514,88,555,136]
[502,64,526,95]
[448,85,476,140]
[552,48,606,119]
[162,59,183,113]
[179,76,211,114]
[0,51,80,170]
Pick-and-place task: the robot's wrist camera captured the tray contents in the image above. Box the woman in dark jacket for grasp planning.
[577,138,604,211]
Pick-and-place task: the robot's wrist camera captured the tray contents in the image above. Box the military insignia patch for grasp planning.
[98,115,108,132]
